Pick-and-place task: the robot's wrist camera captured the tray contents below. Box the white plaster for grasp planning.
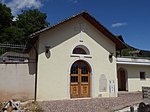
[67,74,71,99]
[80,31,83,42]
[70,54,92,58]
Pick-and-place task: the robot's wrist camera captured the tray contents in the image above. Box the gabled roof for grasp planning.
[25,11,127,52]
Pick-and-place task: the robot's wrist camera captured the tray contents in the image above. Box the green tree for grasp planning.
[0,6,49,44]
[15,9,49,44]
[0,3,13,43]
[0,26,25,44]
[0,3,13,29]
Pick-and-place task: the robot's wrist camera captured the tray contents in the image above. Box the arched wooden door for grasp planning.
[70,60,91,98]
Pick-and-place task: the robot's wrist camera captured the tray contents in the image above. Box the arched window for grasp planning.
[73,48,86,54]
[72,45,90,55]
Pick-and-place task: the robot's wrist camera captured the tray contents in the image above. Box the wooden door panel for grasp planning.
[80,85,89,97]
[70,85,79,98]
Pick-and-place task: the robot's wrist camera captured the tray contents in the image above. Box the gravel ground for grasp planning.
[40,92,143,112]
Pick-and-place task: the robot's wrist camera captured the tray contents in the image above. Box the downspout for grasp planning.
[24,35,39,102]
[33,44,38,102]
[30,43,38,102]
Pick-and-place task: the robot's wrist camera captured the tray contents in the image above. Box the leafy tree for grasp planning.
[0,3,13,43]
[0,5,49,44]
[15,9,49,43]
[0,3,13,29]
[0,26,25,44]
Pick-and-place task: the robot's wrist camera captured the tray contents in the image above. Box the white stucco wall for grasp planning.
[0,63,35,101]
[37,17,117,101]
[117,64,150,92]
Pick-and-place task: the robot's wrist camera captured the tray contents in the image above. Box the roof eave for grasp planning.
[81,12,127,50]
[23,35,39,53]
[26,11,127,52]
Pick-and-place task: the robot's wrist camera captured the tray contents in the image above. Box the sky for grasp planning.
[2,0,150,50]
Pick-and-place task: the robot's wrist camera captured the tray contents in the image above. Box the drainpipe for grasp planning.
[34,49,38,101]
[31,44,38,102]
[24,35,39,102]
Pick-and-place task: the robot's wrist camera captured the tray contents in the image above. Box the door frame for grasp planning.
[68,59,94,99]
[70,60,91,98]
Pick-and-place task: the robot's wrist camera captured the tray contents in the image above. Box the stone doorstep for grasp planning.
[69,97,92,100]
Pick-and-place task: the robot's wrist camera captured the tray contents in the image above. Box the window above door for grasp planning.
[72,45,90,55]
[71,45,92,58]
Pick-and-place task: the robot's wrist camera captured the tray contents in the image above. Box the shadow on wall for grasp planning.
[128,72,150,79]
[45,51,51,59]
[28,61,36,75]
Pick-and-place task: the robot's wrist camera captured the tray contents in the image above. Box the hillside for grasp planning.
[117,35,150,58]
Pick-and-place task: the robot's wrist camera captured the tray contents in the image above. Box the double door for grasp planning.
[70,61,90,98]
